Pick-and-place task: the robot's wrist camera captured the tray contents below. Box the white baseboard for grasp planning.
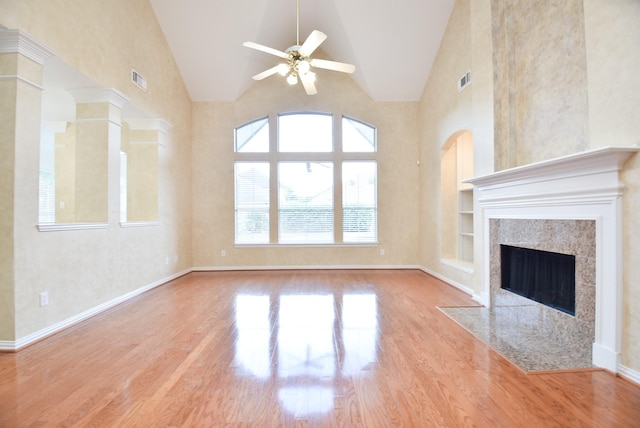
[618,365,640,386]
[192,264,420,271]
[592,342,621,373]
[0,268,192,352]
[419,265,477,299]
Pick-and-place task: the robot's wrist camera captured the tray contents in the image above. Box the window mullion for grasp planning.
[334,114,343,243]
[269,114,279,244]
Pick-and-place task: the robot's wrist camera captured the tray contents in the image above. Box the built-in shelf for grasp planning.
[458,188,474,263]
[441,130,474,266]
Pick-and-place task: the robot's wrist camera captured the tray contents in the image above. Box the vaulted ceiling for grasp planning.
[149,0,455,102]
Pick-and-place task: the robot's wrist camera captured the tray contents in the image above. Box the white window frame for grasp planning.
[234,113,377,246]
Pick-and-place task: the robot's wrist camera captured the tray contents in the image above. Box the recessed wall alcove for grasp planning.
[468,146,639,373]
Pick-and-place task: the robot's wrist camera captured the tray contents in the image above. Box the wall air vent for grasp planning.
[131,69,147,91]
[457,70,471,92]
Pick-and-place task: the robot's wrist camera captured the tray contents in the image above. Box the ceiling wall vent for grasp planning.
[457,70,471,92]
[131,69,147,91]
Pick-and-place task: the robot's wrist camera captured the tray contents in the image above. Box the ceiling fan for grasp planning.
[243,0,356,95]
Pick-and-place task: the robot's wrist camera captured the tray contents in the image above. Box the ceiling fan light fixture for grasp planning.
[297,59,311,75]
[277,63,289,76]
[287,73,298,85]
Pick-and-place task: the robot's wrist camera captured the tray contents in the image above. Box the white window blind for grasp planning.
[235,162,270,244]
[278,162,334,244]
[342,161,377,243]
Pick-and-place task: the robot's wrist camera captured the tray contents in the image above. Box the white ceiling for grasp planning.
[149,0,455,102]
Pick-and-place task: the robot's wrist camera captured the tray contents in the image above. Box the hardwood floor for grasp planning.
[1,270,639,427]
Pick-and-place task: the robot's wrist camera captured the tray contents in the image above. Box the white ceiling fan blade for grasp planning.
[299,30,327,57]
[243,41,288,59]
[300,73,318,95]
[310,58,356,74]
[252,65,285,81]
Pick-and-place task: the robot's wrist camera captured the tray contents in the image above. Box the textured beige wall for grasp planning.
[583,0,640,372]
[0,53,20,340]
[421,0,639,372]
[55,124,76,223]
[492,0,589,169]
[192,71,420,268]
[418,0,479,290]
[0,0,192,341]
[123,126,159,222]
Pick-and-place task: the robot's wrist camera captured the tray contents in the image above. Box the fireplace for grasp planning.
[489,218,594,355]
[467,146,638,372]
[500,245,576,316]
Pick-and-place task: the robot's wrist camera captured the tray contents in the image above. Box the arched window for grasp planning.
[234,113,377,245]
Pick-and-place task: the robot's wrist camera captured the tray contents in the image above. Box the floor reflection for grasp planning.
[233,292,378,417]
[342,294,377,375]
[234,295,271,379]
[279,295,335,379]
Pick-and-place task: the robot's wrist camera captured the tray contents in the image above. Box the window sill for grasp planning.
[120,221,159,228]
[37,222,109,232]
[235,242,379,248]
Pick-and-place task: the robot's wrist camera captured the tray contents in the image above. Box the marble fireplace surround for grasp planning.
[468,146,638,373]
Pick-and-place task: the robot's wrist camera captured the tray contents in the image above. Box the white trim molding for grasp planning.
[0,269,191,352]
[419,265,476,298]
[37,222,109,232]
[126,118,172,134]
[193,264,419,272]
[618,365,640,386]
[67,87,129,109]
[0,28,55,64]
[467,146,639,373]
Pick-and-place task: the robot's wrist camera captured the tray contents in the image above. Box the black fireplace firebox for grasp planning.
[500,245,576,316]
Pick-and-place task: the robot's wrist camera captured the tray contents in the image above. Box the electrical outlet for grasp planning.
[39,292,49,307]
[221,250,226,257]
[380,249,385,256]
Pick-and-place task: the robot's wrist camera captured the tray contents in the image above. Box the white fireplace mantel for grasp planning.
[467,146,638,373]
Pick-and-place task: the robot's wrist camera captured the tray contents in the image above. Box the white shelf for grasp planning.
[458,187,474,263]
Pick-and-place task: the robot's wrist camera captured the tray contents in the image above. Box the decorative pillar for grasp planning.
[0,29,54,343]
[122,119,170,223]
[68,88,128,223]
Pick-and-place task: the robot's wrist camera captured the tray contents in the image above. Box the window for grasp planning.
[235,162,270,244]
[234,113,377,245]
[236,117,269,152]
[278,162,334,244]
[342,161,377,243]
[342,117,376,152]
[279,114,333,152]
